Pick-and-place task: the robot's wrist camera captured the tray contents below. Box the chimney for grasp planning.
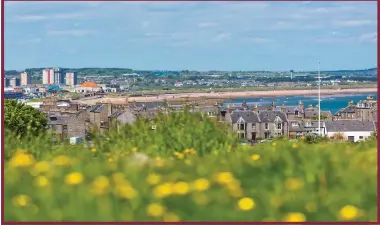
[308,104,313,109]
[298,100,304,109]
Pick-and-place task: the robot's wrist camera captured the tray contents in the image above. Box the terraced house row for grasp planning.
[39,96,377,143]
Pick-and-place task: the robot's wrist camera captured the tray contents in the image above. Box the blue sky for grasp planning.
[5,1,377,71]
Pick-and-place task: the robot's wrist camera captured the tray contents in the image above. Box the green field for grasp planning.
[4,113,377,222]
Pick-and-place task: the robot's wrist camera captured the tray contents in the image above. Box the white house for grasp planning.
[325,120,376,142]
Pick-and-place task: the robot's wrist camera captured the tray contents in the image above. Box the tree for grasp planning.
[4,99,48,137]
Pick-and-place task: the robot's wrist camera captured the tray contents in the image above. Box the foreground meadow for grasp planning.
[4,113,377,222]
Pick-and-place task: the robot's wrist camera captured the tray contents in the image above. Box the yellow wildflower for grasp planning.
[238,197,255,211]
[184,148,196,155]
[112,172,127,185]
[155,160,165,167]
[147,203,165,217]
[53,155,71,166]
[114,185,137,199]
[30,161,51,175]
[12,195,31,207]
[65,172,83,185]
[216,172,234,184]
[91,148,97,153]
[163,212,181,222]
[272,142,277,147]
[34,176,49,188]
[192,178,210,192]
[91,176,110,195]
[251,154,260,161]
[10,151,35,167]
[227,181,243,198]
[153,182,173,198]
[172,181,190,195]
[338,205,360,221]
[285,178,304,191]
[292,143,298,148]
[146,173,161,185]
[131,147,137,152]
[283,212,306,222]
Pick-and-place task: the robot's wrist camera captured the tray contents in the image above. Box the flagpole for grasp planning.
[318,61,321,136]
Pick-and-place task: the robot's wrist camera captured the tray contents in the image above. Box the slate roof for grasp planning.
[88,104,106,113]
[283,106,304,114]
[325,120,376,132]
[304,109,331,118]
[109,111,126,119]
[289,120,326,132]
[335,106,356,115]
[230,110,260,123]
[259,111,288,123]
[47,114,70,125]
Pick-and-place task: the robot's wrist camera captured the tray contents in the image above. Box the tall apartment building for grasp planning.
[10,77,21,87]
[53,68,64,84]
[65,72,78,86]
[20,72,31,86]
[43,68,64,85]
[4,78,10,87]
[43,69,55,84]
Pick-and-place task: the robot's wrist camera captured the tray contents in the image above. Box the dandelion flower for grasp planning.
[91,176,110,195]
[91,148,97,153]
[65,172,83,185]
[115,185,137,199]
[163,212,181,222]
[35,176,49,188]
[251,154,260,161]
[31,161,51,175]
[153,183,173,198]
[238,197,255,211]
[10,151,35,167]
[146,173,161,185]
[147,203,165,217]
[339,205,360,221]
[216,172,234,184]
[172,182,190,195]
[131,147,137,152]
[283,212,306,222]
[12,195,31,207]
[53,155,71,166]
[192,178,210,192]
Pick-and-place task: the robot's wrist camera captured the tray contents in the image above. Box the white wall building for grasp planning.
[325,120,376,142]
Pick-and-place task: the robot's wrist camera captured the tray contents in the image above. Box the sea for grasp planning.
[223,93,377,114]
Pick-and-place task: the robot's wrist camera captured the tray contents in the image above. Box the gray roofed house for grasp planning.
[230,110,260,123]
[325,120,376,132]
[259,110,288,123]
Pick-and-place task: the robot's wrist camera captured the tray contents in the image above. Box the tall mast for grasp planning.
[318,61,321,136]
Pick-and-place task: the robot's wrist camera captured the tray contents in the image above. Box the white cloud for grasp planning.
[46,30,94,37]
[359,32,377,43]
[213,32,231,42]
[13,13,88,22]
[333,20,372,27]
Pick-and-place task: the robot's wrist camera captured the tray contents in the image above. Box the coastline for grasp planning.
[77,87,377,105]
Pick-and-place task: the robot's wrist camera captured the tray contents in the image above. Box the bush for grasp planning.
[4,113,377,222]
[4,99,47,138]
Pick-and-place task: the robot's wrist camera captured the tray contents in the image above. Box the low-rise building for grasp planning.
[325,120,376,142]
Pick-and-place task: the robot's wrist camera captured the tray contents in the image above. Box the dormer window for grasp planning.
[277,123,282,130]
[295,110,299,116]
[265,123,269,130]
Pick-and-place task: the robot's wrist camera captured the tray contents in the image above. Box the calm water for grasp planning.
[224,93,377,114]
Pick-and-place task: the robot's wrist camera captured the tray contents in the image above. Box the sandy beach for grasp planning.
[76,88,377,105]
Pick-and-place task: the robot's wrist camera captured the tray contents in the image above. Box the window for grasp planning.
[277,123,282,130]
[295,110,299,116]
[264,132,270,139]
[239,124,245,130]
[359,136,364,139]
[252,124,256,129]
[265,123,269,130]
[292,122,298,127]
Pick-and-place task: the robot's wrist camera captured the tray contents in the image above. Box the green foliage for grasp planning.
[4,99,48,138]
[4,113,377,221]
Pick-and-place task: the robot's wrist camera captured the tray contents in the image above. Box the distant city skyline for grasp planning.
[5,1,377,71]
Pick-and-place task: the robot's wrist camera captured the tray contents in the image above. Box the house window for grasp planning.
[277,123,282,130]
[292,122,298,127]
[265,123,269,130]
[295,110,299,116]
[252,124,256,129]
[264,132,270,139]
[239,123,245,130]
[359,136,363,139]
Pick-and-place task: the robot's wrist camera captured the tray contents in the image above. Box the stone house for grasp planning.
[334,96,377,121]
[228,109,288,140]
[47,110,87,140]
